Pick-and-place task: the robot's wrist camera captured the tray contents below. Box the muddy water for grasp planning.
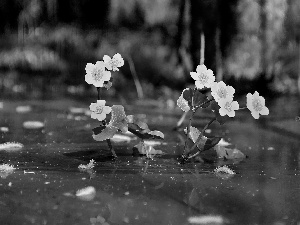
[0,97,300,225]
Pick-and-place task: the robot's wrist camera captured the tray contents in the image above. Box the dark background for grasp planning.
[0,0,300,99]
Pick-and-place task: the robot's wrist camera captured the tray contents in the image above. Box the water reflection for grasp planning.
[0,97,300,224]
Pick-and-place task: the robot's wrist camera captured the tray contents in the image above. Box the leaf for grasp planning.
[215,145,246,160]
[185,126,207,149]
[177,95,190,112]
[182,88,194,107]
[92,126,118,142]
[210,101,229,125]
[193,89,210,108]
[109,105,128,133]
[127,115,149,130]
[203,137,222,151]
[92,126,106,135]
[127,115,164,140]
[128,124,164,140]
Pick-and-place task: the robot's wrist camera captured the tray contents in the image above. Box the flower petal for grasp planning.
[195,81,205,89]
[190,72,199,81]
[85,74,94,84]
[85,63,94,74]
[260,106,269,115]
[102,71,111,81]
[251,111,260,119]
[103,55,111,63]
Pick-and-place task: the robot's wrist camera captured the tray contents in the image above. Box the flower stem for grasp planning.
[97,87,117,158]
[183,111,194,156]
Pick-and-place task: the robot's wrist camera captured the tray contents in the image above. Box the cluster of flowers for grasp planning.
[85,53,124,121]
[178,64,269,119]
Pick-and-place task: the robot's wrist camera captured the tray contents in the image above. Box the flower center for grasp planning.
[252,99,263,111]
[224,102,232,112]
[217,87,227,99]
[94,106,104,114]
[92,67,104,81]
[199,73,208,84]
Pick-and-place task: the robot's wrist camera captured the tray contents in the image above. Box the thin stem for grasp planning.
[183,111,194,155]
[97,87,101,100]
[97,87,117,158]
[189,117,216,153]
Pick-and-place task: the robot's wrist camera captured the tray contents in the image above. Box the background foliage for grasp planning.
[0,0,300,97]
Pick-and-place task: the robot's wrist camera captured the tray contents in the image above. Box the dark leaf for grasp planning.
[182,88,194,107]
[203,137,222,151]
[92,126,106,135]
[193,89,210,108]
[128,124,164,140]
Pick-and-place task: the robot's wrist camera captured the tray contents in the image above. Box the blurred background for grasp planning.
[0,0,300,100]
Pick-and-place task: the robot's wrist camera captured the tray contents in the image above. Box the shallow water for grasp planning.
[0,97,300,225]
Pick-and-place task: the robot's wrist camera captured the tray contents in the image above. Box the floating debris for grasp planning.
[0,102,3,109]
[76,186,96,201]
[0,127,9,133]
[0,164,16,179]
[267,147,275,151]
[78,159,96,171]
[296,116,300,122]
[188,215,225,224]
[214,165,235,175]
[16,105,32,113]
[0,142,24,151]
[23,121,44,129]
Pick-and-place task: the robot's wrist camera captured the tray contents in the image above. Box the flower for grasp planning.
[177,89,190,112]
[246,91,269,119]
[89,100,112,121]
[85,61,111,87]
[218,99,239,117]
[190,64,215,89]
[103,53,124,71]
[211,81,235,103]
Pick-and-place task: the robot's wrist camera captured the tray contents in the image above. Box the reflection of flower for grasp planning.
[246,91,269,119]
[89,100,111,121]
[218,100,239,117]
[85,61,111,87]
[190,64,215,89]
[103,53,124,71]
[211,81,235,103]
[177,89,190,112]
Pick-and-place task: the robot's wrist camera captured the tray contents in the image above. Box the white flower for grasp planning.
[190,64,215,89]
[85,61,111,87]
[177,89,190,112]
[211,81,235,103]
[246,91,269,119]
[103,53,124,71]
[89,100,112,121]
[218,99,239,118]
